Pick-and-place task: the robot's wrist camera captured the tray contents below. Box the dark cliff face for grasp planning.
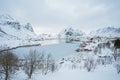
[24,23,34,32]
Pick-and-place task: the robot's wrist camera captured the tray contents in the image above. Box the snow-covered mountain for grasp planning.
[0,14,38,49]
[0,14,36,39]
[38,33,57,40]
[59,27,85,39]
[89,27,120,38]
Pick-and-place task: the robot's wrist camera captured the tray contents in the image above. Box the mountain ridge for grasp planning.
[0,14,38,48]
[89,27,120,38]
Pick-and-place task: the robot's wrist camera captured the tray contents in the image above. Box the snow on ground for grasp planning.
[45,65,119,80]
[12,64,120,80]
[52,65,120,80]
[0,25,38,49]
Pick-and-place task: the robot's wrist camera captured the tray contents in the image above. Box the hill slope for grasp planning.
[0,14,38,49]
[89,27,120,38]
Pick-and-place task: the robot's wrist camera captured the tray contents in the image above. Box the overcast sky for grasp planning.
[0,0,120,35]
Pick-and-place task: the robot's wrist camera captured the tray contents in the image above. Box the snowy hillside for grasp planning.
[89,27,120,38]
[0,14,38,49]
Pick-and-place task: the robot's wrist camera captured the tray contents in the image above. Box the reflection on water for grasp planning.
[37,39,66,45]
[37,39,60,45]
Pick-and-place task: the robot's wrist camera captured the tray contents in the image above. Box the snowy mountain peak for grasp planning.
[0,14,37,42]
[0,14,14,20]
[89,27,120,38]
[59,27,85,39]
[0,14,34,32]
[62,27,85,36]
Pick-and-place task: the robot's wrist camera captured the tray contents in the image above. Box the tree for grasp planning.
[23,50,39,79]
[94,47,98,55]
[45,54,56,74]
[23,50,57,78]
[114,39,120,49]
[114,39,120,55]
[106,41,110,48]
[115,63,120,74]
[84,56,96,72]
[36,51,46,75]
[0,51,18,80]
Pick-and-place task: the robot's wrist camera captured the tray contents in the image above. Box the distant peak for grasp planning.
[0,14,14,20]
[89,26,120,37]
